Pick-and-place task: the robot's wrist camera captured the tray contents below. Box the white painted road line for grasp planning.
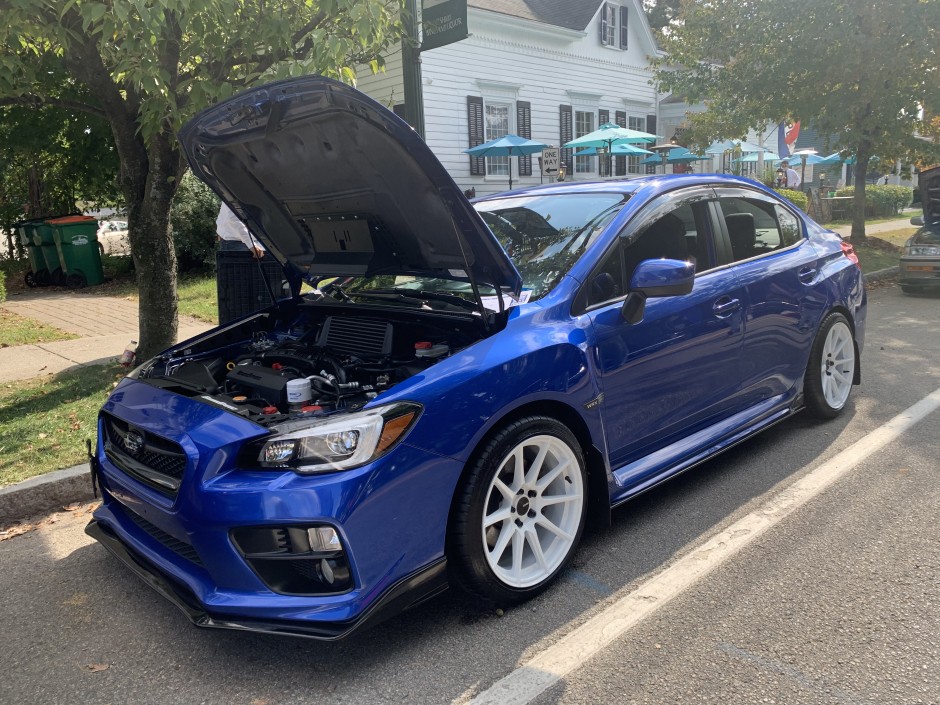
[466,388,940,705]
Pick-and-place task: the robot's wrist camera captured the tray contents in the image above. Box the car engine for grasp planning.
[133,301,485,427]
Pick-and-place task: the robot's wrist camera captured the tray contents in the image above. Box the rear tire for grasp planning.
[449,417,587,605]
[804,312,856,419]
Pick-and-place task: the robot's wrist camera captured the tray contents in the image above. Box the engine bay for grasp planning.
[134,299,489,427]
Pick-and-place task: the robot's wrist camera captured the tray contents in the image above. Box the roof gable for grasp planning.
[467,0,602,32]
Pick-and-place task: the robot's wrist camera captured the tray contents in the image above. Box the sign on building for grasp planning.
[422,0,468,52]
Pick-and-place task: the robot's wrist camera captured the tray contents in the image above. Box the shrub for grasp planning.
[171,171,220,272]
[774,188,808,211]
[0,269,6,303]
[834,185,913,217]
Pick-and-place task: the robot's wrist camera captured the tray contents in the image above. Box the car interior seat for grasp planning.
[725,212,757,260]
[624,213,690,286]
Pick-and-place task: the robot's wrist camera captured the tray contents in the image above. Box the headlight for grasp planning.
[908,245,940,256]
[256,403,421,473]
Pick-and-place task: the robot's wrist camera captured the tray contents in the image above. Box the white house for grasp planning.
[356,0,665,197]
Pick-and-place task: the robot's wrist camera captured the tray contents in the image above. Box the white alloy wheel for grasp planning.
[480,434,585,589]
[820,319,855,410]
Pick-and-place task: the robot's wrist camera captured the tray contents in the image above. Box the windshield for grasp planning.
[320,192,629,309]
[474,192,629,298]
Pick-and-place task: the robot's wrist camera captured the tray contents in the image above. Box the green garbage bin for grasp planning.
[33,221,66,286]
[49,215,103,288]
[13,218,50,287]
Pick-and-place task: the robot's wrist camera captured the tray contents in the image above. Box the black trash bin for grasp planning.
[216,250,292,324]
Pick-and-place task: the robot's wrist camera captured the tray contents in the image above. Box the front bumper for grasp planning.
[899,256,940,287]
[88,379,462,638]
[86,518,447,640]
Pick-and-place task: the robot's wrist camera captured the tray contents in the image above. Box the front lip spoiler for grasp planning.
[85,519,449,641]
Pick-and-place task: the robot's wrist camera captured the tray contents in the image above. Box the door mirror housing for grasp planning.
[910,215,924,226]
[629,259,695,297]
[621,259,695,324]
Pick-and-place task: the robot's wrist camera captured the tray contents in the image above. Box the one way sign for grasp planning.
[541,148,560,176]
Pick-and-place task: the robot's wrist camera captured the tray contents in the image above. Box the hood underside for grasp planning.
[179,76,522,297]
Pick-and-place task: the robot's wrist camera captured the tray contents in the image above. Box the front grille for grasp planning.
[102,412,187,497]
[318,317,392,357]
[120,503,204,568]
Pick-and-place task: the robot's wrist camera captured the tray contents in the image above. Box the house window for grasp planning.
[485,102,511,177]
[575,110,596,174]
[600,3,628,49]
[628,116,645,174]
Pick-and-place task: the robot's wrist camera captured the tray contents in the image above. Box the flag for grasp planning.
[778,121,800,158]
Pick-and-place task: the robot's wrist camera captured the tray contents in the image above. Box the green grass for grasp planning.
[855,245,900,273]
[865,227,917,248]
[0,363,125,486]
[105,271,219,324]
[0,308,77,347]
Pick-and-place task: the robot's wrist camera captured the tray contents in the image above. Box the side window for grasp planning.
[719,197,793,262]
[584,199,712,308]
[775,205,802,246]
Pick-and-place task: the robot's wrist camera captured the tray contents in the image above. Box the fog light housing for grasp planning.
[231,524,353,595]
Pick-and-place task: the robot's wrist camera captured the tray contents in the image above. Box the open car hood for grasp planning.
[179,76,522,299]
[920,165,940,223]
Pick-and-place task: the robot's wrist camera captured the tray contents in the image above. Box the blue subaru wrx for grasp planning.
[87,76,866,640]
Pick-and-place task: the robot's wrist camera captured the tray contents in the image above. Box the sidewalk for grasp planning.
[829,212,919,239]
[0,290,213,383]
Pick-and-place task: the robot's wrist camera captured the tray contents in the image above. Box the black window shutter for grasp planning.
[516,101,532,176]
[645,114,658,174]
[615,111,627,176]
[600,2,608,45]
[620,6,629,50]
[467,96,485,176]
[560,104,573,173]
[598,109,610,177]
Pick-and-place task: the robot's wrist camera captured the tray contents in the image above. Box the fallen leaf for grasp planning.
[38,432,48,439]
[86,663,110,673]
[0,524,37,541]
[63,503,82,512]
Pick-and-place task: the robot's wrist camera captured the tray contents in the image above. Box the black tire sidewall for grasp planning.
[804,312,854,419]
[449,416,587,605]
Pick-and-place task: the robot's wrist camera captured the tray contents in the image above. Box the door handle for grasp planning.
[798,267,817,284]
[712,296,741,318]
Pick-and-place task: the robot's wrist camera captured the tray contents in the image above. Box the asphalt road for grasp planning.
[1,283,938,705]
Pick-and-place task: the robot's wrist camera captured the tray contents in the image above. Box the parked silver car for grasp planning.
[901,165,940,293]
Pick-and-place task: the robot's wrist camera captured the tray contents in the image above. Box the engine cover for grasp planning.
[226,365,292,406]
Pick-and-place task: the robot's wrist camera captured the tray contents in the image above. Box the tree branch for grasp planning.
[0,94,107,120]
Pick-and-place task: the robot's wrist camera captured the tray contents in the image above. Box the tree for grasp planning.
[654,0,940,243]
[0,57,120,255]
[643,0,681,34]
[0,0,401,358]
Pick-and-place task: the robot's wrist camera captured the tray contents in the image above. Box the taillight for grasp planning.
[841,240,861,269]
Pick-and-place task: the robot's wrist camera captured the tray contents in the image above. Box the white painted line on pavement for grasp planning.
[466,388,940,705]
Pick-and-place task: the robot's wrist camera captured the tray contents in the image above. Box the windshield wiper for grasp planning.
[363,288,481,312]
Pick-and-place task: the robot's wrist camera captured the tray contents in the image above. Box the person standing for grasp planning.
[782,160,801,189]
[216,203,265,258]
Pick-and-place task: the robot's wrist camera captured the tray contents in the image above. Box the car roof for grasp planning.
[472,174,769,201]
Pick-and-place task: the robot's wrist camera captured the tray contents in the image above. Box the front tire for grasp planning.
[804,312,856,419]
[449,417,587,604]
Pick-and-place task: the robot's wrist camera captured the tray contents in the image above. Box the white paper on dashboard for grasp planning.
[480,290,532,312]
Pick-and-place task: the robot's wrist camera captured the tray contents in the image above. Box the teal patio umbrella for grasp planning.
[564,122,658,151]
[464,134,549,189]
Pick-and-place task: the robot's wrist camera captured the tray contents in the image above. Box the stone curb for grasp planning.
[0,266,902,525]
[0,463,93,525]
[863,265,899,283]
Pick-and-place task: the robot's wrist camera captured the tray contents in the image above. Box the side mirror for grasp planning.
[910,215,924,226]
[621,259,695,323]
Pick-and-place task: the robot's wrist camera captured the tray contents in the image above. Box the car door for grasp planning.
[713,187,829,408]
[582,188,748,485]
